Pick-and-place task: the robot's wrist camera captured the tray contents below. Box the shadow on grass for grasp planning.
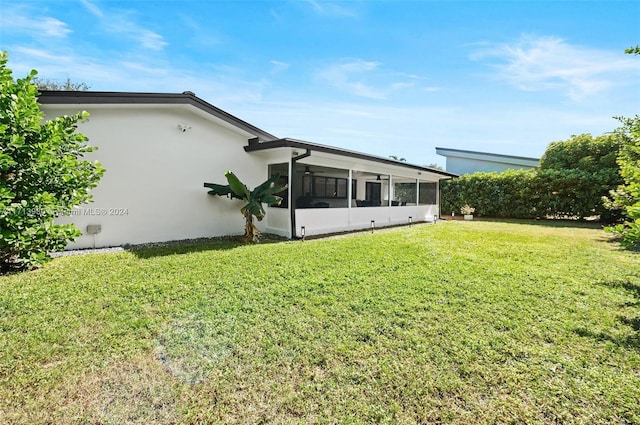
[472,217,604,230]
[128,234,288,259]
[575,281,640,350]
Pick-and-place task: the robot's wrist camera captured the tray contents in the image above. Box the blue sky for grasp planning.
[1,0,639,167]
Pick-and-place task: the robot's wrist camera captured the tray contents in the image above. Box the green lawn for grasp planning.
[1,220,639,424]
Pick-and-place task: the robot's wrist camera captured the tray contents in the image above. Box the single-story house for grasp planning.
[39,90,456,249]
[435,147,539,175]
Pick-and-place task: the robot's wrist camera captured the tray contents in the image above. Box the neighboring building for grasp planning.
[435,147,539,175]
[39,91,456,249]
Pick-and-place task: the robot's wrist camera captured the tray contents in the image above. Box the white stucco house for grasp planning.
[436,147,539,175]
[39,90,456,249]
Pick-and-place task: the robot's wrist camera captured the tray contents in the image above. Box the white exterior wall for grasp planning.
[295,205,438,237]
[265,207,290,237]
[44,104,267,249]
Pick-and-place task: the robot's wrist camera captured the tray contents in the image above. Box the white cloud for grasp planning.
[303,0,359,18]
[80,0,104,18]
[315,59,431,100]
[11,47,60,62]
[471,35,640,100]
[10,47,125,85]
[1,2,166,52]
[391,82,414,90]
[316,59,387,99]
[137,29,168,51]
[270,60,291,74]
[103,15,168,51]
[0,6,71,38]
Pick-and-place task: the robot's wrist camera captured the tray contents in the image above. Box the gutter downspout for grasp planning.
[290,149,311,239]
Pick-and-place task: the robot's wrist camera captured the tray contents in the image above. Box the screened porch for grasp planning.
[266,163,441,238]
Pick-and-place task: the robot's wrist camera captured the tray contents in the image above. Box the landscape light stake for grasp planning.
[371,220,375,233]
[301,226,305,241]
[409,216,412,225]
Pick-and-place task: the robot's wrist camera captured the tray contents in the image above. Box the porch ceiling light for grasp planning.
[377,174,381,181]
[304,166,311,175]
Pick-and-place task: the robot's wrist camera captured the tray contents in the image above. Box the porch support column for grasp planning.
[388,175,393,206]
[436,180,440,218]
[347,169,353,209]
[290,149,311,239]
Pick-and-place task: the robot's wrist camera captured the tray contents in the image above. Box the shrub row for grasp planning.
[440,168,622,223]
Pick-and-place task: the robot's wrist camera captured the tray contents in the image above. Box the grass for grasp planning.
[1,220,639,424]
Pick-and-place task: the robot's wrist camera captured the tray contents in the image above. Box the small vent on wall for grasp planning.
[86,224,101,235]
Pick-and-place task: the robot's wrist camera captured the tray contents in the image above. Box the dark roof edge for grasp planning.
[246,138,458,178]
[435,146,540,162]
[37,90,278,141]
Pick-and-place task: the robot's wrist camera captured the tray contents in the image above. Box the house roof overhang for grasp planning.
[37,90,278,141]
[246,138,458,179]
[38,91,455,179]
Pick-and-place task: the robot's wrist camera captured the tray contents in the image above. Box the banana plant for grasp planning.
[204,171,287,242]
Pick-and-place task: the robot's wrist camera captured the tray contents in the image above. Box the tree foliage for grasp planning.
[540,133,623,221]
[605,116,640,248]
[0,52,105,273]
[441,169,539,219]
[204,171,287,242]
[624,45,640,55]
[425,163,444,171]
[441,134,623,222]
[603,46,640,249]
[540,133,620,173]
[33,77,90,91]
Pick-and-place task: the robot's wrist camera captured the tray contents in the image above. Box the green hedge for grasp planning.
[441,169,622,222]
[441,134,623,223]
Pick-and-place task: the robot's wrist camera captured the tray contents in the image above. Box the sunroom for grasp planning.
[245,138,457,239]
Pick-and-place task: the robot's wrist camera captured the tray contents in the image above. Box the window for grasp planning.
[302,175,356,199]
[419,182,437,205]
[394,182,417,204]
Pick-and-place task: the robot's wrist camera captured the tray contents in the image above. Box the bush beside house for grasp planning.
[0,52,104,273]
[441,133,623,223]
[605,115,640,248]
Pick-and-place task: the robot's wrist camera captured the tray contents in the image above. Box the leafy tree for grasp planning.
[539,133,622,221]
[441,134,623,221]
[33,77,90,91]
[540,133,620,173]
[204,171,287,242]
[604,46,640,249]
[605,116,640,248]
[389,155,406,162]
[624,45,640,55]
[0,52,105,273]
